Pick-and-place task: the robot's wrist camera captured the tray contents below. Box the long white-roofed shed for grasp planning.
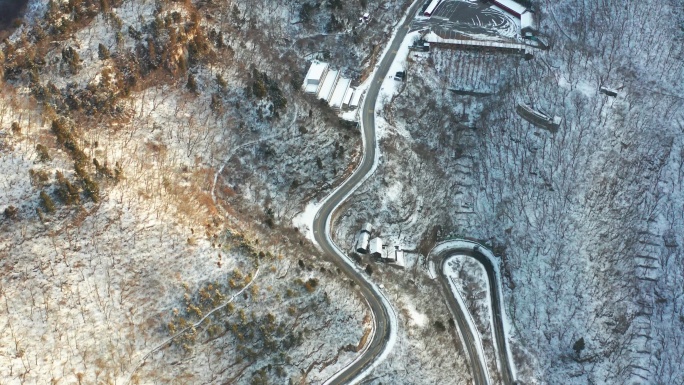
[317,70,339,102]
[349,88,364,108]
[342,87,354,108]
[303,61,329,94]
[330,78,351,110]
[356,232,370,254]
[369,238,383,258]
[491,0,526,17]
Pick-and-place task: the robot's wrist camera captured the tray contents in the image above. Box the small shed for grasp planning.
[600,86,618,97]
[394,71,406,81]
[361,223,372,233]
[410,39,430,52]
[390,246,405,268]
[349,89,364,109]
[369,238,383,258]
[355,223,373,254]
[521,10,537,36]
[342,88,354,108]
[355,232,370,254]
[491,0,526,17]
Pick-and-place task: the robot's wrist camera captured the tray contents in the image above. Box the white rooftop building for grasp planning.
[303,61,329,94]
[301,61,361,115]
[390,246,405,268]
[317,69,339,102]
[349,88,364,109]
[491,0,526,17]
[355,223,373,254]
[361,223,372,233]
[330,78,351,110]
[521,11,537,35]
[369,238,383,258]
[342,87,354,108]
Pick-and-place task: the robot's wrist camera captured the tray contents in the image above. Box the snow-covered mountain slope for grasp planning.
[0,0,415,383]
[333,0,684,384]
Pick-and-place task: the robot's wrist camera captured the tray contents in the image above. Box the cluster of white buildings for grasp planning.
[302,61,363,111]
[354,223,405,268]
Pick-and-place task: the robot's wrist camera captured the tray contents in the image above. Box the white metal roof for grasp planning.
[424,32,527,51]
[330,77,351,109]
[521,11,535,30]
[317,70,339,102]
[350,88,364,108]
[356,232,370,252]
[302,61,328,93]
[343,87,354,106]
[362,223,373,233]
[424,0,442,15]
[492,0,526,16]
[392,248,405,267]
[305,61,328,82]
[369,238,383,254]
[600,86,618,94]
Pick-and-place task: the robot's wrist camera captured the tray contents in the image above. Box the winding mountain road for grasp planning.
[430,240,517,385]
[313,1,424,383]
[312,2,517,384]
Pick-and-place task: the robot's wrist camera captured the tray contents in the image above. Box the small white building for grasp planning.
[355,223,373,254]
[600,86,618,97]
[369,238,383,258]
[349,88,364,109]
[521,10,537,36]
[356,233,370,254]
[342,87,354,109]
[303,61,329,94]
[389,245,405,268]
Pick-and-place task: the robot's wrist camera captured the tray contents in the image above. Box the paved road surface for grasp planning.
[314,1,425,383]
[314,2,516,383]
[432,242,516,385]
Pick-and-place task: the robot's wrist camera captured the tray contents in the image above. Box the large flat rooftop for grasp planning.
[306,61,328,82]
[317,70,339,102]
[330,78,351,109]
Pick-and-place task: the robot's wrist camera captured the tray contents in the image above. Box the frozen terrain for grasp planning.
[333,0,684,384]
[0,0,416,383]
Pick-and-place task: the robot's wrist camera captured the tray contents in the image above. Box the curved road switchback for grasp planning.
[313,1,425,384]
[430,240,517,385]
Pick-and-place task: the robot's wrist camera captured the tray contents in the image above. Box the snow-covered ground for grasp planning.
[444,256,499,383]
[0,0,419,383]
[0,97,370,385]
[4,0,684,383]
[333,0,684,384]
